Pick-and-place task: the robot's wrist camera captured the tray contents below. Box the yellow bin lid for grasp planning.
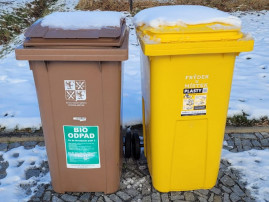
[134,5,254,56]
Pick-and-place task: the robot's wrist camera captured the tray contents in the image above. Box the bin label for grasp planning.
[181,88,207,116]
[63,125,100,169]
[64,80,87,107]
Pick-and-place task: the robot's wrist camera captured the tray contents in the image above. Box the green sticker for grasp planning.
[63,125,100,169]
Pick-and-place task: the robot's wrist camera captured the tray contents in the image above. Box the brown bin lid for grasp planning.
[25,18,124,39]
[23,20,126,47]
[16,12,128,61]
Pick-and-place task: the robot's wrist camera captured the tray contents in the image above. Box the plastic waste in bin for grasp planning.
[134,5,254,192]
[15,11,128,194]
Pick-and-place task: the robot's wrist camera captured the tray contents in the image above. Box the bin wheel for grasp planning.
[132,133,141,160]
[124,131,132,158]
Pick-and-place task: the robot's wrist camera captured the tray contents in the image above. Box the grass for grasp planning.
[76,0,269,14]
[226,112,269,127]
[0,0,57,45]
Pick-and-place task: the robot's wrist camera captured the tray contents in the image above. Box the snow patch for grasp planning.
[41,11,124,30]
[0,146,50,201]
[222,149,269,201]
[134,5,241,28]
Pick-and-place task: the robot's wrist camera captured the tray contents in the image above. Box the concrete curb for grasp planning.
[225,126,269,133]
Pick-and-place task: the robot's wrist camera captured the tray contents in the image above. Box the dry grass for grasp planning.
[76,0,269,14]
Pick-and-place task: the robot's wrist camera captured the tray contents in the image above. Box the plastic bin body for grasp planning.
[15,20,128,194]
[138,22,254,192]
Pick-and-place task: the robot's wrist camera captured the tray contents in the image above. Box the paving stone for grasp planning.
[25,168,41,180]
[261,138,269,147]
[17,161,24,167]
[210,187,221,195]
[103,195,113,202]
[97,196,105,202]
[108,194,122,202]
[193,190,207,199]
[8,142,21,150]
[230,192,240,202]
[231,133,257,139]
[91,196,98,202]
[184,192,195,201]
[227,140,235,147]
[255,132,264,139]
[208,193,214,202]
[260,132,269,138]
[61,194,78,202]
[198,196,208,202]
[0,143,8,151]
[43,191,51,201]
[242,145,252,151]
[251,140,262,147]
[23,141,37,149]
[160,193,169,202]
[224,193,231,202]
[196,189,209,195]
[79,193,91,202]
[224,134,230,141]
[241,139,252,147]
[220,175,235,187]
[237,181,247,190]
[151,192,161,202]
[52,196,64,202]
[12,153,19,158]
[0,171,7,179]
[229,148,238,153]
[95,192,102,197]
[231,185,245,197]
[31,197,41,202]
[116,191,131,201]
[126,188,139,197]
[142,186,151,195]
[213,195,221,202]
[170,192,183,200]
[242,196,254,202]
[245,189,252,197]
[38,142,45,146]
[0,161,9,172]
[132,194,143,201]
[228,171,238,181]
[34,185,45,198]
[234,138,242,146]
[142,195,151,202]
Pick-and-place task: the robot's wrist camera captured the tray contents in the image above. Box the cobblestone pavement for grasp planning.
[1,132,269,201]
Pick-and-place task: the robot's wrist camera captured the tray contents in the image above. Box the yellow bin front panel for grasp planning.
[141,52,236,192]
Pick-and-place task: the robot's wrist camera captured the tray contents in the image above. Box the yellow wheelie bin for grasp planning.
[134,5,254,192]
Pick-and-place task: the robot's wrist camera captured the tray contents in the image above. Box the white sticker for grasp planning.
[73,117,87,122]
[181,88,207,116]
[64,80,87,106]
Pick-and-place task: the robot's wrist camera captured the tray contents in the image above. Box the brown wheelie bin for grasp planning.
[15,13,128,194]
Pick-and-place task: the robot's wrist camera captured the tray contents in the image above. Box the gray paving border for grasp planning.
[1,126,269,143]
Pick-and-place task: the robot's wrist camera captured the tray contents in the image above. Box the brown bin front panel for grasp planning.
[16,18,128,194]
[30,60,122,193]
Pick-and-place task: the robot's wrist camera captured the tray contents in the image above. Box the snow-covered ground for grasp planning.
[1,10,269,129]
[0,146,50,201]
[222,148,269,201]
[229,11,269,118]
[0,0,34,13]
